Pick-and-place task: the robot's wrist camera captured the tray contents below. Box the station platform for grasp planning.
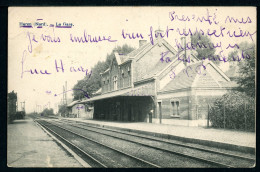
[7,117,83,167]
[65,118,256,154]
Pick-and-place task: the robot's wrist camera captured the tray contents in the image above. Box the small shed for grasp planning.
[67,100,93,119]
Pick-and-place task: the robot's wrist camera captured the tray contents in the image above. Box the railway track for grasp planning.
[35,119,159,168]
[35,117,255,168]
[62,119,255,165]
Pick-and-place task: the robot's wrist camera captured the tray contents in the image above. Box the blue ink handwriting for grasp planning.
[21,50,52,78]
[70,30,117,44]
[46,91,52,95]
[76,105,84,109]
[225,16,252,24]
[169,62,207,80]
[122,29,144,40]
[169,9,219,25]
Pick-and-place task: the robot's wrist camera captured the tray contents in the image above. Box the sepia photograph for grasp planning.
[8,7,256,168]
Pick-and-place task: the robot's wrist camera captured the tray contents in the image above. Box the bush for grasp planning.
[58,105,68,117]
[209,91,255,131]
[42,108,54,116]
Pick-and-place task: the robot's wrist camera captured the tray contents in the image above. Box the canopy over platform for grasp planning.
[82,87,155,103]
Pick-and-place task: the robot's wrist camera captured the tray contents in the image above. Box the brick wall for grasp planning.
[158,96,190,119]
[119,62,131,89]
[133,80,155,96]
[101,72,109,93]
[101,60,133,94]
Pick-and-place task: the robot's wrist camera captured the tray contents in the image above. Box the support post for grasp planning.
[196,105,198,120]
[65,81,67,105]
[223,103,226,129]
[244,102,247,131]
[207,104,210,128]
[157,101,162,124]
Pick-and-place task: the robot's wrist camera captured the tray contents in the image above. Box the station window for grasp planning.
[171,100,180,116]
[171,102,175,115]
[113,76,118,90]
[128,66,131,86]
[122,73,124,88]
[176,101,180,116]
[128,66,131,75]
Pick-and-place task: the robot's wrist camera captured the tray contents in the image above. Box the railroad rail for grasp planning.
[62,119,255,163]
[36,119,160,168]
[35,117,255,168]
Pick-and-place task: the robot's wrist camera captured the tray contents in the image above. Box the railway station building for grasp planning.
[83,36,236,126]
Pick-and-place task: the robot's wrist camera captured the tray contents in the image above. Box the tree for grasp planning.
[58,104,68,117]
[73,44,135,100]
[42,108,54,116]
[209,91,255,131]
[190,33,218,64]
[228,42,255,98]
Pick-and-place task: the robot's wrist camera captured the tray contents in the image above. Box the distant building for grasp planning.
[84,36,236,126]
[8,91,17,123]
[67,100,93,119]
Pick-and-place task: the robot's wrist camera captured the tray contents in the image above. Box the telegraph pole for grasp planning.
[63,85,65,105]
[65,81,67,105]
[20,102,23,111]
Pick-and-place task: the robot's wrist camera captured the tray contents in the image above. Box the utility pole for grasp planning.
[65,81,67,105]
[63,85,65,105]
[20,102,22,111]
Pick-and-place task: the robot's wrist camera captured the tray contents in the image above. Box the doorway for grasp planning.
[158,102,162,124]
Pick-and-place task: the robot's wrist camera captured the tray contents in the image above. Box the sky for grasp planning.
[8,7,256,113]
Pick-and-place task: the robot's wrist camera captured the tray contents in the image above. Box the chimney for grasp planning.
[155,29,164,39]
[139,40,147,48]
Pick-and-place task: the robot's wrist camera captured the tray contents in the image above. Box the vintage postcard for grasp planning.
[8,7,256,167]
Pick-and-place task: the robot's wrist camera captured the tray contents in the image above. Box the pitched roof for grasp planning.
[195,70,221,88]
[159,61,234,92]
[101,38,177,78]
[141,58,180,81]
[159,62,201,92]
[133,39,180,82]
[93,88,102,95]
[67,100,81,108]
[127,41,151,57]
[83,88,132,102]
[100,68,110,75]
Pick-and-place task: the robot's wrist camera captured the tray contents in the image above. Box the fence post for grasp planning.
[223,103,226,129]
[207,104,209,128]
[196,105,198,120]
[244,102,247,131]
